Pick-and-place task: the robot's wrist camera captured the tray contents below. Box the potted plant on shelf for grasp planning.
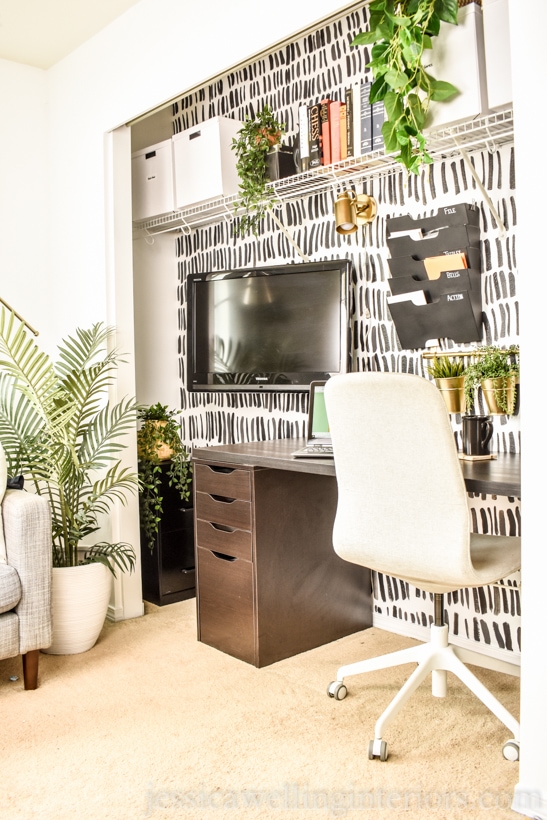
[137,403,192,553]
[426,354,466,414]
[231,105,293,236]
[351,0,459,173]
[0,311,138,654]
[464,345,520,415]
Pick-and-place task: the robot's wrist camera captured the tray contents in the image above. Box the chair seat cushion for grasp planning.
[0,563,22,613]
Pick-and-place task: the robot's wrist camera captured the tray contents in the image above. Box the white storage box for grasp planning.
[173,116,242,209]
[424,2,488,130]
[482,0,512,110]
[131,139,175,221]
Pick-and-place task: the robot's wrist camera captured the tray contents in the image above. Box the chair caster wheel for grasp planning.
[327,681,347,700]
[503,739,520,761]
[368,739,388,761]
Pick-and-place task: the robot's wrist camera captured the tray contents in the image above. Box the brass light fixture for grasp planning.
[334,191,378,234]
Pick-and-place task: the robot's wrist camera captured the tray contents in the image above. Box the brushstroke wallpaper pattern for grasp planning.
[169,3,521,658]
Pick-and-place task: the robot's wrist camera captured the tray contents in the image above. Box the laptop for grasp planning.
[292,381,333,458]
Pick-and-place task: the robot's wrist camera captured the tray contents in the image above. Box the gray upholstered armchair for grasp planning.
[1,466,52,689]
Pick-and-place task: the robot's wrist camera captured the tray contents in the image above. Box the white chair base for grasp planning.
[328,625,520,762]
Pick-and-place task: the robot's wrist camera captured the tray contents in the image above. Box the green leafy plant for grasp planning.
[426,355,465,379]
[464,345,520,414]
[352,0,459,173]
[0,311,138,576]
[137,403,192,552]
[231,105,286,236]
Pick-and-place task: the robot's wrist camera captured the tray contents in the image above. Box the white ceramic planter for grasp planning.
[43,563,112,655]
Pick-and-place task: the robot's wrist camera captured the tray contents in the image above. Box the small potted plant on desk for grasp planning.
[426,355,466,414]
[231,105,295,236]
[464,345,520,415]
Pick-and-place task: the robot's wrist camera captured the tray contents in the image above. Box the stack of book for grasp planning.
[298,82,385,172]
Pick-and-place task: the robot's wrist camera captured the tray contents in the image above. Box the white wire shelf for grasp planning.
[133,108,514,237]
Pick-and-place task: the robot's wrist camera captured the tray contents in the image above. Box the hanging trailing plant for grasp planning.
[231,105,286,236]
[352,0,460,173]
[137,403,193,552]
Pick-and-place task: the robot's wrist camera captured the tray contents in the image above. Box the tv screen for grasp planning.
[187,260,352,391]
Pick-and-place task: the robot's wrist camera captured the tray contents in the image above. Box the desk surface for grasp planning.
[192,438,521,497]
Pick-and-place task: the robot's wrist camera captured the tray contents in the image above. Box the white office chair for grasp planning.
[325,372,521,762]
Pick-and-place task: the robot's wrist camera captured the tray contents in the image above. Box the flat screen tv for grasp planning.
[186,259,352,392]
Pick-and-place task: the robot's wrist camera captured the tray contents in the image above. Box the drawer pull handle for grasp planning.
[211,551,237,562]
[210,494,236,504]
[210,522,236,533]
[208,465,235,475]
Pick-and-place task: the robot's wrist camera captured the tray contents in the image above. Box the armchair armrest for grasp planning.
[3,490,52,653]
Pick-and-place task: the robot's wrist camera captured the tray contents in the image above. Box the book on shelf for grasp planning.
[345,86,354,158]
[308,103,322,169]
[360,81,373,155]
[298,104,310,172]
[339,102,348,160]
[330,100,342,164]
[320,99,332,166]
[372,100,385,152]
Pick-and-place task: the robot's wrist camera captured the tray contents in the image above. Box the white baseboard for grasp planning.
[372,612,521,668]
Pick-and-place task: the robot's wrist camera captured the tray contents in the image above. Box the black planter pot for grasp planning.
[266,145,296,181]
[139,463,195,606]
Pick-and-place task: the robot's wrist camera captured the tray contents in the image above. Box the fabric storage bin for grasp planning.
[482,0,512,111]
[173,116,242,209]
[424,2,488,130]
[131,139,175,221]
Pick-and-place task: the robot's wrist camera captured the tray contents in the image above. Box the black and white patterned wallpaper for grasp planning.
[171,3,521,659]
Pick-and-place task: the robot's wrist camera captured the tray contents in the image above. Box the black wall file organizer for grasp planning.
[386,203,483,349]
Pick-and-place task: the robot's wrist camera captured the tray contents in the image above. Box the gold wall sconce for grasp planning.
[334,191,378,234]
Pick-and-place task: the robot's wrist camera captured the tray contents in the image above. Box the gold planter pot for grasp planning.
[138,420,174,461]
[481,376,518,415]
[435,376,466,414]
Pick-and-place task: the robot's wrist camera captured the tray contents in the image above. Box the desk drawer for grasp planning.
[194,463,252,501]
[195,490,251,531]
[195,519,252,561]
[196,546,255,664]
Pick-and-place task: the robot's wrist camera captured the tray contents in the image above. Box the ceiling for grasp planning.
[0,0,143,69]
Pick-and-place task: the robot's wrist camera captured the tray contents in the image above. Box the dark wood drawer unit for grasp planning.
[194,457,371,667]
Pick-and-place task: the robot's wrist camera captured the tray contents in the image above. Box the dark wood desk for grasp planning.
[192,439,520,668]
[193,438,521,496]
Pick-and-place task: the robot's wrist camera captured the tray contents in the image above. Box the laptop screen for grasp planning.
[309,381,330,440]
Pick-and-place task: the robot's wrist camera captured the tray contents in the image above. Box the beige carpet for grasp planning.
[1,599,520,819]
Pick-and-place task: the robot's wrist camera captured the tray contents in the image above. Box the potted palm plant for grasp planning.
[137,403,192,553]
[464,345,520,415]
[0,310,138,654]
[426,354,466,414]
[231,105,292,236]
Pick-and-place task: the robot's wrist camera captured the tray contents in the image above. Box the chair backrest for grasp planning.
[325,372,476,592]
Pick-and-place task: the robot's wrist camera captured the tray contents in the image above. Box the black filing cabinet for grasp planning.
[140,463,195,606]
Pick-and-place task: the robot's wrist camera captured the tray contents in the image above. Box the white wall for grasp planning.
[0,59,49,346]
[133,232,180,410]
